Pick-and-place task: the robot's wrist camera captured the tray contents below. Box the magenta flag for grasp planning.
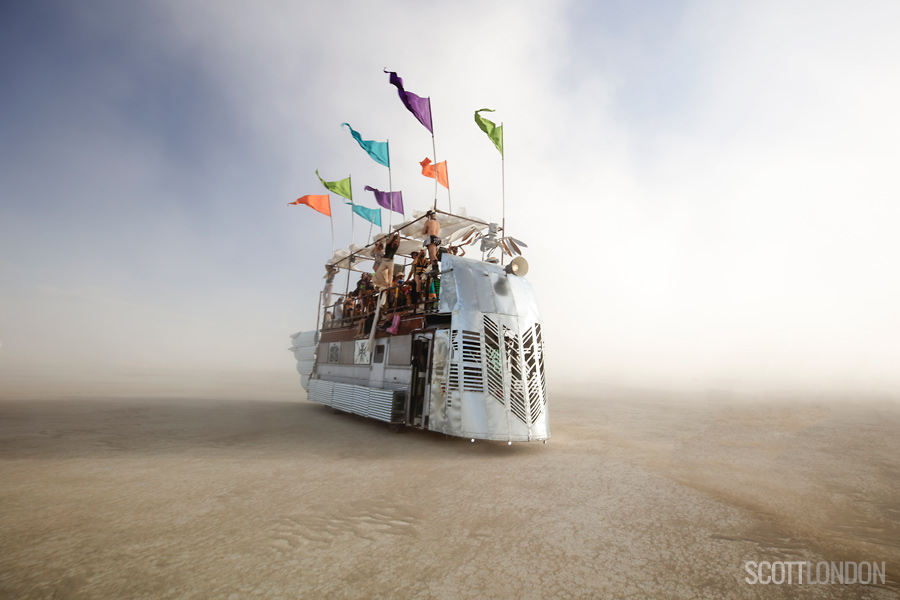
[364,185,404,214]
[384,70,433,133]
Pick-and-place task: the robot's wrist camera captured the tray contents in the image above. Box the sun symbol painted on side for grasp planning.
[356,343,369,364]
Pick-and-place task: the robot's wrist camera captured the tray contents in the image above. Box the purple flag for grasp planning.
[364,185,404,214]
[384,70,433,133]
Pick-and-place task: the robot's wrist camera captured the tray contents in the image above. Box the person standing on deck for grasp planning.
[375,232,401,290]
[322,264,339,310]
[411,251,429,306]
[384,232,401,260]
[372,239,391,290]
[372,241,384,274]
[422,211,441,270]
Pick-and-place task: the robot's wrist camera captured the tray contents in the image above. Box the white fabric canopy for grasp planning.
[327,207,491,271]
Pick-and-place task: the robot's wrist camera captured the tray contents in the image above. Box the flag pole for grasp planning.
[431,126,438,212]
[447,168,452,213]
[343,207,351,301]
[344,263,351,305]
[501,121,506,266]
[387,140,393,232]
[430,95,442,211]
[429,112,451,214]
[329,200,335,253]
[434,99,451,213]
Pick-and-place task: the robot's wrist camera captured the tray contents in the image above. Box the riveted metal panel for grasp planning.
[428,330,451,432]
[433,256,551,440]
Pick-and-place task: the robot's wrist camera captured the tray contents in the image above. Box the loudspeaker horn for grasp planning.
[504,256,529,277]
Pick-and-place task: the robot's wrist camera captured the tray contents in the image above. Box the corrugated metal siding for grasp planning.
[367,388,394,422]
[307,379,398,424]
[307,379,334,407]
[332,383,354,412]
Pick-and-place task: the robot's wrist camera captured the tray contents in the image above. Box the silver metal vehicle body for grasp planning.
[426,254,548,441]
[290,213,548,442]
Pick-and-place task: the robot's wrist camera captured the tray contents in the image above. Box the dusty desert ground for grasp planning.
[1,367,899,599]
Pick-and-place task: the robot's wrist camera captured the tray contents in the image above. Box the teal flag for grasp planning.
[341,123,390,168]
[474,108,503,157]
[351,204,381,227]
[316,170,352,201]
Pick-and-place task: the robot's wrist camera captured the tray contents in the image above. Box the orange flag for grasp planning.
[420,158,449,189]
[289,194,331,216]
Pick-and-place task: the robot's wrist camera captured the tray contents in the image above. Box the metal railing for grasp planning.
[321,277,442,331]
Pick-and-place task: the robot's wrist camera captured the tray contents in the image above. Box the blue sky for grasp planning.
[2,0,899,392]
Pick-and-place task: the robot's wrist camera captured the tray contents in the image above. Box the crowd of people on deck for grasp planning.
[321,211,461,334]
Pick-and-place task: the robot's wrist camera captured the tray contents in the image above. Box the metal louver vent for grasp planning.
[461,330,481,362]
[461,330,484,392]
[483,316,504,404]
[535,323,546,404]
[449,363,459,391]
[463,365,484,392]
[448,329,485,393]
[523,325,543,423]
[505,325,528,424]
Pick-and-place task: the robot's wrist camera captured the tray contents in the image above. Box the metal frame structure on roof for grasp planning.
[327,208,492,272]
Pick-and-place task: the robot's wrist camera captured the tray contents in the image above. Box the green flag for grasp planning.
[474,108,503,157]
[316,170,352,201]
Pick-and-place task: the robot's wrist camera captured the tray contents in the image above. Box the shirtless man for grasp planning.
[422,211,441,269]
